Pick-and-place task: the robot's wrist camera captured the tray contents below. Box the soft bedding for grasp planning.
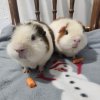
[0,25,100,100]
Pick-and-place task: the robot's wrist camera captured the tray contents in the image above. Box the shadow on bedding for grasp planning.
[78,45,98,64]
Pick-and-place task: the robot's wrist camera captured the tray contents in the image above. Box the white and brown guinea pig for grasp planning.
[50,18,87,57]
[7,20,54,71]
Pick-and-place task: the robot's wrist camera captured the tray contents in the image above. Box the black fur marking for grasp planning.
[36,21,56,52]
[33,24,49,51]
[35,25,46,37]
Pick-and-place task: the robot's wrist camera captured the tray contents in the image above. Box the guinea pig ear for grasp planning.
[12,26,16,32]
[27,22,33,25]
[12,23,22,32]
[77,21,86,32]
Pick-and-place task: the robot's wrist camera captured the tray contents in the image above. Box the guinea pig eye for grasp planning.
[41,31,46,36]
[65,30,68,35]
[31,35,35,40]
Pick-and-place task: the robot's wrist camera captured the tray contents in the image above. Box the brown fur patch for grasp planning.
[57,24,68,43]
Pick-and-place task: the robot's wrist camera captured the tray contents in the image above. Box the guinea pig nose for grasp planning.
[74,39,81,43]
[15,49,25,53]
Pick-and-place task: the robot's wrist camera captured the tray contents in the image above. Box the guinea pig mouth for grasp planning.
[18,53,27,59]
[72,44,79,48]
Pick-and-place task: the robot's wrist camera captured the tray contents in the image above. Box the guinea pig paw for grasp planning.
[22,68,32,73]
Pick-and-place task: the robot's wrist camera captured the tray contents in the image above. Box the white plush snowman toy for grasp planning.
[49,61,100,100]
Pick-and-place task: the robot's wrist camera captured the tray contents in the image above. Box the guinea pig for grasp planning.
[50,18,87,57]
[7,20,54,72]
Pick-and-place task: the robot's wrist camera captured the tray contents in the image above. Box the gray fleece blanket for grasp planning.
[0,25,100,100]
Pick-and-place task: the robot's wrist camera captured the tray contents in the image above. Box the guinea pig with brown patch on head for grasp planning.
[50,18,87,57]
[7,20,54,72]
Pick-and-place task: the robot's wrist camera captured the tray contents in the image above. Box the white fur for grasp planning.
[50,18,87,57]
[50,64,100,100]
[7,21,54,69]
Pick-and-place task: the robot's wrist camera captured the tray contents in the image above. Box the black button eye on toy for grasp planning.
[74,87,80,90]
[80,93,88,98]
[66,75,70,77]
[69,81,75,84]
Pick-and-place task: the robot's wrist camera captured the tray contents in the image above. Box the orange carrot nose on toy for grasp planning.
[26,77,37,88]
[72,57,84,64]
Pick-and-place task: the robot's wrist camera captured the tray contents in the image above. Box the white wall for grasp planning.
[0,0,93,32]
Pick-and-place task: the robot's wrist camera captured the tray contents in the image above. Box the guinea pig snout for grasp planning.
[72,37,81,48]
[73,37,81,44]
[15,48,25,54]
[13,44,27,55]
